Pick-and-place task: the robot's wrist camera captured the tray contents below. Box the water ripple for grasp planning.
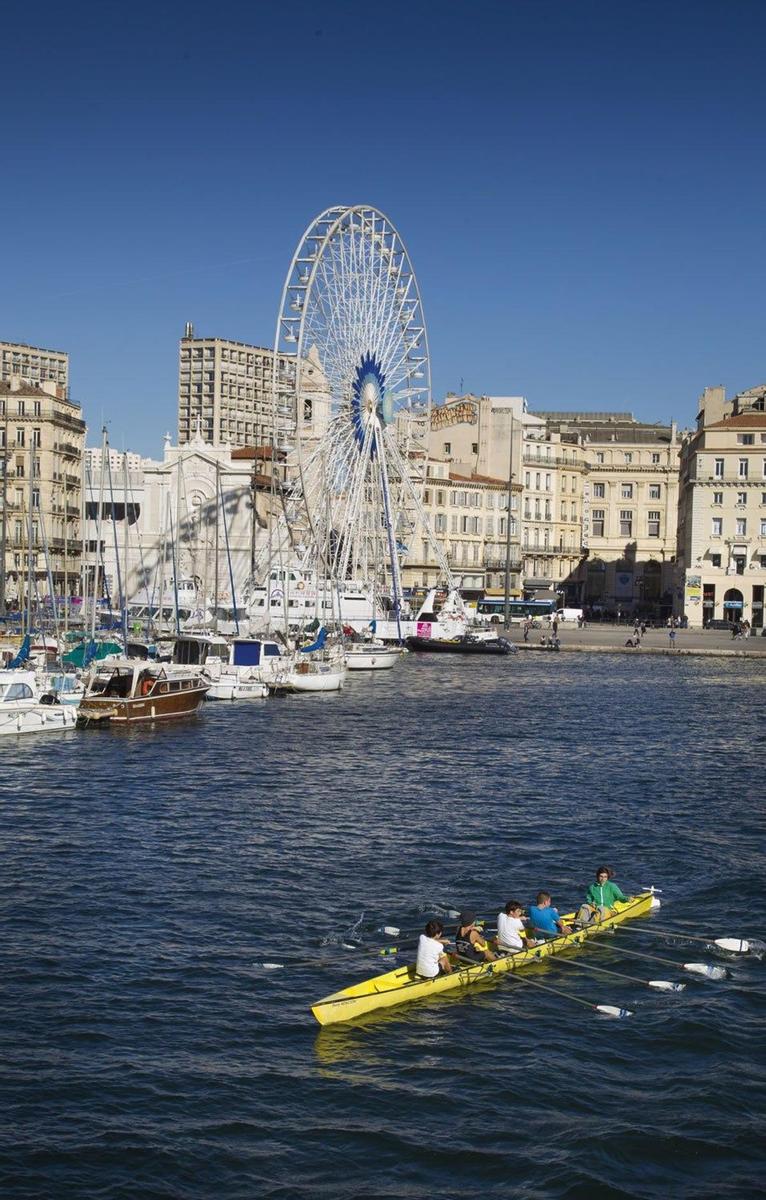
[0,655,764,1198]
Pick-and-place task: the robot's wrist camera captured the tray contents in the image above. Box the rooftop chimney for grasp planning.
[183,321,194,339]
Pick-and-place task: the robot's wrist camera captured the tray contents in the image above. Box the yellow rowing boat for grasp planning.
[312,891,657,1025]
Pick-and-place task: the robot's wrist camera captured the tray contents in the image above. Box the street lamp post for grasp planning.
[503,409,515,628]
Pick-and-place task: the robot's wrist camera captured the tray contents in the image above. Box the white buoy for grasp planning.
[381,925,400,937]
[648,980,686,992]
[683,962,728,980]
[596,1005,633,1018]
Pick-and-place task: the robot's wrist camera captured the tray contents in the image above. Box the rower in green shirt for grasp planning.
[577,866,629,925]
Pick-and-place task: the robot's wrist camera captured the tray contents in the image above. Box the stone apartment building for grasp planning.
[0,377,85,608]
[404,456,521,594]
[520,424,588,602]
[540,413,681,615]
[414,394,524,593]
[677,384,766,629]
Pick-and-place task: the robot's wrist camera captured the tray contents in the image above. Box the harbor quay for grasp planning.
[502,620,766,658]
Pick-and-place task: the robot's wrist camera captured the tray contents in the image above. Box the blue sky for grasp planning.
[2,0,764,454]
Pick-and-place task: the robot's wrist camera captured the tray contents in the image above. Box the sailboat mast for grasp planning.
[91,427,107,644]
[123,452,130,647]
[213,459,220,635]
[26,440,35,635]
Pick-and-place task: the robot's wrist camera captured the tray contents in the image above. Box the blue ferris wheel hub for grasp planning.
[351,353,392,452]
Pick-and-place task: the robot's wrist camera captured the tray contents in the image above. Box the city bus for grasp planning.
[476,597,558,625]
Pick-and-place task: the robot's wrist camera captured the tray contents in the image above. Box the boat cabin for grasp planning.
[173,635,230,667]
[86,661,202,700]
[0,671,37,704]
[230,638,282,667]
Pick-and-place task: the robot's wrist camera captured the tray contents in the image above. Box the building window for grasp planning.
[619,510,633,536]
[647,511,660,537]
[624,452,633,464]
[444,442,451,454]
[535,473,541,490]
[649,484,661,500]
[760,519,766,537]
[596,451,604,464]
[16,429,25,447]
[545,473,551,491]
[762,458,766,478]
[592,509,605,537]
[737,434,754,445]
[471,443,478,454]
[713,492,723,505]
[621,483,633,499]
[651,452,661,464]
[31,488,40,509]
[714,458,724,478]
[738,458,748,479]
[710,554,721,567]
[712,517,723,536]
[736,492,748,506]
[736,518,747,536]
[593,482,605,498]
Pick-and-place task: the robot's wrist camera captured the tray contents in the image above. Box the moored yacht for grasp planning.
[76,660,208,726]
[0,670,78,736]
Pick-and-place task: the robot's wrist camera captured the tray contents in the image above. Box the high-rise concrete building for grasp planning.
[677,384,766,629]
[0,341,69,392]
[177,323,330,450]
[0,376,85,609]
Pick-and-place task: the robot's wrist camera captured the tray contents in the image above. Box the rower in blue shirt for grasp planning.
[528,891,570,939]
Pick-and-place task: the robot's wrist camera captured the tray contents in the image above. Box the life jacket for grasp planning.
[455,925,487,961]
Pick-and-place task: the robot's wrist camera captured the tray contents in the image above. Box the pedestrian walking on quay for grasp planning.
[552,616,559,637]
[669,627,677,650]
[523,620,530,643]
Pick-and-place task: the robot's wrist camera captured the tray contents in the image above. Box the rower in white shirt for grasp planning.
[415,920,453,978]
[496,900,528,954]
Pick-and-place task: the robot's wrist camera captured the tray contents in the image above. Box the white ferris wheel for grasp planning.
[267,204,451,622]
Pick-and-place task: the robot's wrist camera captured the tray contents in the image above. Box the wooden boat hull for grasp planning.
[76,684,208,725]
[312,892,655,1026]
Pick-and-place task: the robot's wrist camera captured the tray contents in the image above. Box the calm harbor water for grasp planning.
[1,653,764,1199]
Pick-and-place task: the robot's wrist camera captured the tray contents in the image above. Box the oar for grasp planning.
[503,967,633,1018]
[591,939,729,980]
[555,953,685,992]
[450,952,633,1018]
[377,919,487,939]
[617,925,752,955]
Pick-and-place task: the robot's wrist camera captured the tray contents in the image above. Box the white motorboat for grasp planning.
[202,636,283,700]
[344,642,402,671]
[35,671,86,706]
[0,670,78,736]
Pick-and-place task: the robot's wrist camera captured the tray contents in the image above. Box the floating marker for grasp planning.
[260,963,285,970]
[683,962,728,980]
[595,1005,633,1018]
[380,925,400,937]
[648,980,686,992]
